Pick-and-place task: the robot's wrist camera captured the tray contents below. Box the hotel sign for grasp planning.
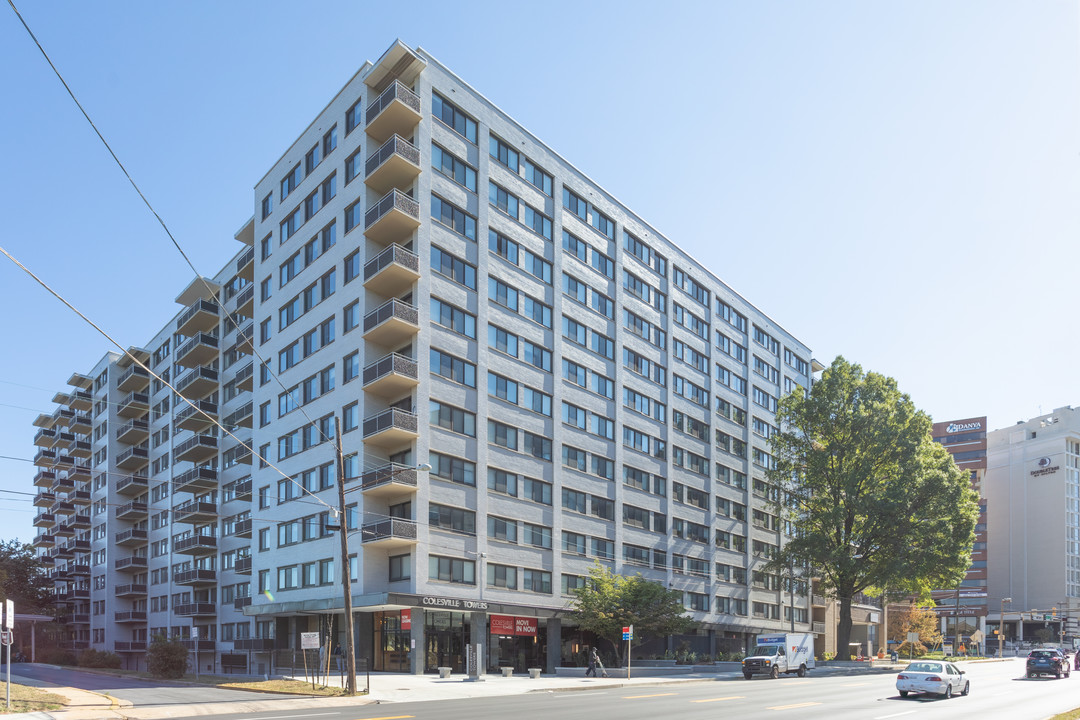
[1030,457,1060,478]
[421,596,489,611]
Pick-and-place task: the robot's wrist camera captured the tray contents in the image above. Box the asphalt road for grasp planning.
[159,658,1080,720]
[11,663,295,708]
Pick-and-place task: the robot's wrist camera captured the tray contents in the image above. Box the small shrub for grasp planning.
[78,649,122,669]
[147,635,188,679]
[41,648,77,666]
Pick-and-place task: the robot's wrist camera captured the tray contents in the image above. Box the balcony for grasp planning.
[362,408,419,448]
[69,389,92,412]
[33,512,56,528]
[812,594,826,607]
[235,361,253,392]
[362,298,418,347]
[114,611,147,624]
[365,134,422,194]
[223,401,253,429]
[235,283,254,318]
[67,461,90,483]
[176,298,219,337]
[233,519,252,539]
[176,366,219,400]
[364,189,421,246]
[57,588,89,602]
[34,428,57,448]
[234,638,276,651]
[360,518,418,550]
[226,439,253,466]
[50,474,75,493]
[116,364,150,392]
[174,400,219,432]
[33,470,56,488]
[234,478,252,500]
[236,245,255,281]
[115,501,148,521]
[34,449,57,468]
[61,513,89,531]
[178,639,216,652]
[33,532,55,548]
[33,491,56,507]
[50,500,76,517]
[68,440,91,459]
[364,244,420,299]
[174,603,217,618]
[114,641,147,652]
[114,528,148,547]
[362,353,418,399]
[175,332,219,369]
[114,557,148,573]
[116,418,150,445]
[68,563,89,576]
[52,454,74,471]
[234,556,252,574]
[173,466,217,494]
[52,407,75,427]
[365,79,422,143]
[174,501,217,525]
[53,431,76,450]
[67,372,92,390]
[69,412,92,435]
[233,596,252,610]
[361,463,420,498]
[174,535,217,555]
[115,445,149,471]
[173,434,218,464]
[115,584,147,598]
[117,392,150,419]
[174,569,217,586]
[115,473,149,496]
[69,489,91,506]
[67,538,90,552]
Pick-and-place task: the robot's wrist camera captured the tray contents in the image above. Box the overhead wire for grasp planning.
[5,0,387,514]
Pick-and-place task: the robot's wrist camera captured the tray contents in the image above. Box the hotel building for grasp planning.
[29,40,815,675]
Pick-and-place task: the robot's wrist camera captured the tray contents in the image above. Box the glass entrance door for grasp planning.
[423,611,470,673]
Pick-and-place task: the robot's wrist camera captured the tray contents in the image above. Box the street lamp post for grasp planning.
[999,597,1012,659]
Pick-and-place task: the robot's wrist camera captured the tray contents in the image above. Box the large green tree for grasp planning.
[767,356,978,659]
[0,540,52,615]
[570,563,693,666]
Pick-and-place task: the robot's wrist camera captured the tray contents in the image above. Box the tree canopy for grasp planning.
[0,540,52,615]
[570,563,693,665]
[767,356,978,659]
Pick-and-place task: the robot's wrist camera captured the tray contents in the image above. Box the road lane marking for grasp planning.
[768,702,821,710]
[250,716,339,720]
[624,692,679,699]
[874,712,916,719]
[691,696,746,703]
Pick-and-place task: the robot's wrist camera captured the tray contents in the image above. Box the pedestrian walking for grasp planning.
[334,644,343,672]
[585,647,597,677]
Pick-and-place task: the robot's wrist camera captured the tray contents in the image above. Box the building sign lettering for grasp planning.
[946,421,982,433]
[490,614,537,636]
[1031,458,1060,477]
[421,596,489,610]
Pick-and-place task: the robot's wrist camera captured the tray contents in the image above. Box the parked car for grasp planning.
[1027,649,1071,679]
[896,660,969,698]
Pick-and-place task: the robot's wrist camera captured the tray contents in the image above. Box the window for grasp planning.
[432,246,477,289]
[523,569,552,593]
[431,195,477,240]
[431,348,476,387]
[489,182,552,239]
[432,91,477,143]
[563,187,614,239]
[489,230,552,284]
[488,516,517,543]
[490,134,553,195]
[431,297,476,338]
[488,421,517,451]
[280,163,301,201]
[431,452,476,487]
[429,556,475,584]
[389,554,411,582]
[488,564,517,589]
[430,401,476,436]
[563,531,586,555]
[429,504,476,535]
[432,143,477,191]
[624,231,667,276]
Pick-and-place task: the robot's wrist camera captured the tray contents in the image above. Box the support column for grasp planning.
[546,618,562,674]
[470,611,487,676]
[410,610,425,675]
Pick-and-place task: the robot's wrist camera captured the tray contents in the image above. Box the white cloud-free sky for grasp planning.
[1,0,1077,542]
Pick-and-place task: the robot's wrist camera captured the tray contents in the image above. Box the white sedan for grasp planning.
[896,660,970,699]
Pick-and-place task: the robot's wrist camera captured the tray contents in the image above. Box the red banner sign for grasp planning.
[490,614,537,636]
[401,609,411,630]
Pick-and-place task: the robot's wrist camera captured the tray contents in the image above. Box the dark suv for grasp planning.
[1027,649,1070,679]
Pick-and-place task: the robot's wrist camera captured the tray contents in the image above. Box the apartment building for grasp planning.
[30,40,814,675]
[930,417,989,643]
[986,407,1080,645]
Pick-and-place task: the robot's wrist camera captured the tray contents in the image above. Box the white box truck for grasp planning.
[742,633,816,679]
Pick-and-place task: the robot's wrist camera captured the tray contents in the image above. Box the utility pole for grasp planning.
[334,416,356,696]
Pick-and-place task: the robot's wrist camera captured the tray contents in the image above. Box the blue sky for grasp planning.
[1,0,1077,543]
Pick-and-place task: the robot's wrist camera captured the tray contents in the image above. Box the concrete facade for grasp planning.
[30,40,815,674]
[986,407,1080,645]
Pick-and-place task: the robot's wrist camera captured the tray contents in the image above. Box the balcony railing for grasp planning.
[176,298,219,336]
[364,134,421,194]
[174,603,217,617]
[173,466,217,494]
[360,518,418,548]
[116,364,150,392]
[362,407,418,446]
[175,366,219,399]
[175,332,219,368]
[174,400,218,431]
[173,434,218,464]
[362,298,418,347]
[365,80,421,143]
[363,189,420,245]
[174,569,217,585]
[361,463,420,496]
[363,243,420,297]
[174,535,217,554]
[362,352,418,397]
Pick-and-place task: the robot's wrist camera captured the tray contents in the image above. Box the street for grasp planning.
[124,658,1080,720]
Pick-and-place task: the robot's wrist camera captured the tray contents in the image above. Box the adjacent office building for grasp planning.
[930,417,989,640]
[986,407,1080,644]
[30,40,815,674]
